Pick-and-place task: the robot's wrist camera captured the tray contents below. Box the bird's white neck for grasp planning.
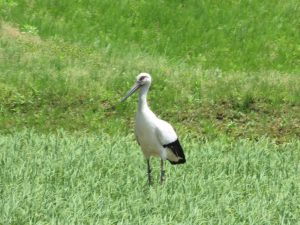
[138,83,150,111]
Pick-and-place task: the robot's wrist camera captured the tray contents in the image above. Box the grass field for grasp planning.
[0,22,299,141]
[1,130,300,224]
[0,0,300,224]
[2,0,300,72]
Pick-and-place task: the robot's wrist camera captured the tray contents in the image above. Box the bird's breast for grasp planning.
[135,112,161,156]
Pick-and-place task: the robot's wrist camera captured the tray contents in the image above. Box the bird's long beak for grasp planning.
[121,82,141,102]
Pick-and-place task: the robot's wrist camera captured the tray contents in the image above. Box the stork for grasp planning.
[121,73,186,185]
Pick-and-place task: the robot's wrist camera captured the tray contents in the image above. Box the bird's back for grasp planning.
[135,109,186,164]
[155,119,186,164]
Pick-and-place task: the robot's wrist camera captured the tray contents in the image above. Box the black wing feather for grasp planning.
[163,139,186,165]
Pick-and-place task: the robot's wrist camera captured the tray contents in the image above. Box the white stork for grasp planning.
[121,73,186,184]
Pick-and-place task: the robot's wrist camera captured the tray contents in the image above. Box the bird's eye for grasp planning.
[139,76,146,81]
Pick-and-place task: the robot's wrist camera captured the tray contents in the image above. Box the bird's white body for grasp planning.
[132,74,181,163]
[135,104,178,162]
[121,72,185,184]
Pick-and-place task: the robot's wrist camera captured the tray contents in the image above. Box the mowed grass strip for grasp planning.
[1,130,300,224]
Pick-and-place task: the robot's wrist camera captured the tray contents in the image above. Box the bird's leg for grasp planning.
[146,158,152,185]
[160,159,165,184]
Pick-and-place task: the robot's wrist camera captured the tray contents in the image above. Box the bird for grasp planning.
[121,72,186,185]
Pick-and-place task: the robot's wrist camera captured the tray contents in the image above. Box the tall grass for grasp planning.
[1,130,300,224]
[1,2,299,224]
[1,0,300,72]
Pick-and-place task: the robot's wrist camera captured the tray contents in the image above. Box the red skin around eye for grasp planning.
[139,76,147,81]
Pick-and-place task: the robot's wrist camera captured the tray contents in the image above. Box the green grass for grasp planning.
[1,130,300,224]
[1,0,300,72]
[0,22,299,141]
[1,1,300,141]
[0,2,300,223]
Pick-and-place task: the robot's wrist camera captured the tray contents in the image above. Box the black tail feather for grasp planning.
[163,139,186,165]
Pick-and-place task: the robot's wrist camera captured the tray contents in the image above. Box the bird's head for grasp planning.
[136,72,152,86]
[121,72,152,102]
